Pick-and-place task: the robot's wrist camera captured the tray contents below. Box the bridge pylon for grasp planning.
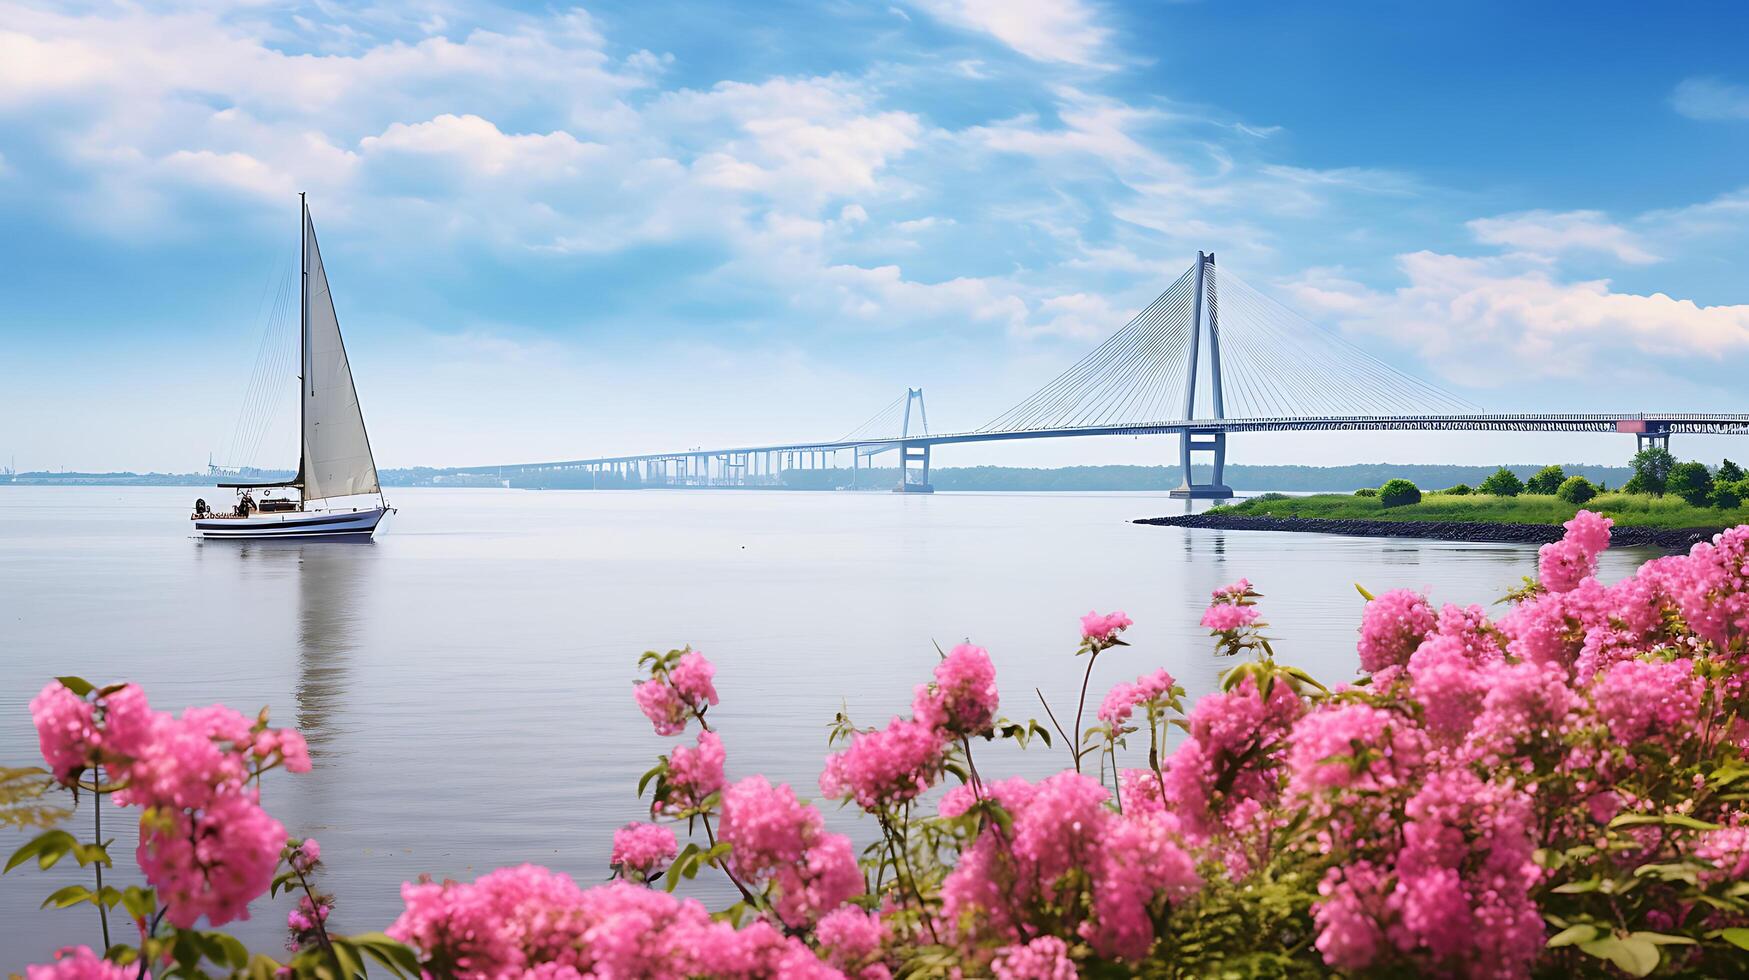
[895,387,934,493]
[1170,251,1234,500]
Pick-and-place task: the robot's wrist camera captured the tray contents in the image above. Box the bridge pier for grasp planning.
[1170,429,1234,499]
[895,442,933,493]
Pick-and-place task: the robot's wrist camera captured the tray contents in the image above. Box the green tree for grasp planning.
[1525,464,1567,495]
[1444,483,1472,496]
[1711,479,1744,509]
[1556,475,1597,505]
[1629,446,1676,496]
[1666,461,1712,506]
[1717,459,1745,484]
[1378,479,1421,508]
[1479,467,1524,497]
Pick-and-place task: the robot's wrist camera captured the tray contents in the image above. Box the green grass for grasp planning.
[1207,492,1749,529]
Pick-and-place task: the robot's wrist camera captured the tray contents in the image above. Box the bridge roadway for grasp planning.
[447,413,1749,490]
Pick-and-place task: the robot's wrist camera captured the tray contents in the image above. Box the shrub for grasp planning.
[1443,483,1472,496]
[1667,461,1713,507]
[1353,487,1378,497]
[1377,478,1421,508]
[1478,467,1524,497]
[1251,492,1290,502]
[1711,479,1745,510]
[1525,464,1566,495]
[1556,475,1597,505]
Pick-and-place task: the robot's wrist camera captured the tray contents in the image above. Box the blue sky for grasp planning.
[3,0,1748,471]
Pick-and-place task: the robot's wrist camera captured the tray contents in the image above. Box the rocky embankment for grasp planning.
[1133,513,1722,550]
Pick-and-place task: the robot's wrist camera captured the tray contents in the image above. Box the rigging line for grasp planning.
[1098,282,1192,426]
[227,266,294,468]
[1224,285,1322,416]
[977,265,1196,431]
[1058,273,1196,428]
[221,251,292,466]
[1219,311,1283,417]
[1034,272,1195,427]
[1228,283,1380,416]
[838,392,907,442]
[1246,285,1436,415]
[1224,272,1476,412]
[239,275,296,469]
[221,265,289,467]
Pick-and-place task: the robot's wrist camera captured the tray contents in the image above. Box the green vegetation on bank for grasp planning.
[1209,491,1749,529]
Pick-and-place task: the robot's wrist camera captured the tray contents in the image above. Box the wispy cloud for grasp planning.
[907,0,1113,68]
[1672,76,1749,121]
[1466,209,1659,265]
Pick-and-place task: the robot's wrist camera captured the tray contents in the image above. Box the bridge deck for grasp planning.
[449,413,1749,475]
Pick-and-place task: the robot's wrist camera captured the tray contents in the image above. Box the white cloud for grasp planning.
[1672,76,1749,121]
[1466,209,1659,265]
[909,0,1111,68]
[1286,251,1749,385]
[361,114,600,178]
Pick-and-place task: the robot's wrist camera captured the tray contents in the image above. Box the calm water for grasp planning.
[0,486,1655,964]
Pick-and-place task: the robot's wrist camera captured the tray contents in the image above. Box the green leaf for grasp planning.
[6,828,78,873]
[1610,813,1720,831]
[1713,927,1749,951]
[1547,924,1599,948]
[1551,877,1601,894]
[1630,931,1696,946]
[332,938,365,979]
[120,885,156,920]
[637,763,665,798]
[41,884,94,909]
[54,676,95,697]
[1354,584,1376,601]
[1580,935,1660,977]
[0,766,72,831]
[203,930,249,968]
[350,932,422,977]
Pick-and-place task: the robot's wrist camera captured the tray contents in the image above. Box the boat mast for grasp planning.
[298,192,307,498]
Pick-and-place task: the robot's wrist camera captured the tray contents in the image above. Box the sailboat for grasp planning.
[193,195,392,539]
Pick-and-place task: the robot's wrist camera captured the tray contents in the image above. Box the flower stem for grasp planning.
[291,863,338,973]
[92,767,110,951]
[1072,650,1102,774]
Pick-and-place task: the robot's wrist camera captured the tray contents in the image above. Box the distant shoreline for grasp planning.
[1133,513,1721,550]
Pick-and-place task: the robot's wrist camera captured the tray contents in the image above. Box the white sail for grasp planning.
[301,207,380,501]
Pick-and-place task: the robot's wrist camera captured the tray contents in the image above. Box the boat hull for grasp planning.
[194,507,386,540]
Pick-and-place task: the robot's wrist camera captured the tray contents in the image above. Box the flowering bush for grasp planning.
[11,511,1749,977]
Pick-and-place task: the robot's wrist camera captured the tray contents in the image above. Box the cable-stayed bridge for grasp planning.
[450,253,1749,497]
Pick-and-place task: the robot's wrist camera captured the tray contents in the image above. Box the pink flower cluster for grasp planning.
[611,821,679,876]
[656,730,727,815]
[1096,668,1177,727]
[1200,579,1262,634]
[634,650,720,736]
[824,647,1004,810]
[1537,510,1613,593]
[1160,675,1303,840]
[1079,609,1132,645]
[1355,588,1436,673]
[29,681,310,929]
[912,644,1000,738]
[24,947,140,980]
[992,936,1078,979]
[719,776,861,927]
[816,906,891,979]
[389,865,840,979]
[941,771,1199,961]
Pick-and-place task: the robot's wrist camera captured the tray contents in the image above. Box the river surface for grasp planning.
[0,486,1657,964]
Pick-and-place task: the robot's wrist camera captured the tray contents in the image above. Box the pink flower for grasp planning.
[658,730,727,814]
[912,644,1000,738]
[1080,609,1132,644]
[719,776,860,926]
[1356,589,1436,673]
[993,936,1078,979]
[1087,811,1200,959]
[820,717,947,809]
[634,679,690,737]
[137,790,287,928]
[611,822,679,876]
[1096,668,1177,727]
[1288,703,1426,798]
[1590,657,1702,744]
[1199,603,1258,632]
[816,906,889,975]
[1313,863,1389,972]
[1212,578,1252,600]
[29,681,154,785]
[24,947,139,980]
[668,650,720,708]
